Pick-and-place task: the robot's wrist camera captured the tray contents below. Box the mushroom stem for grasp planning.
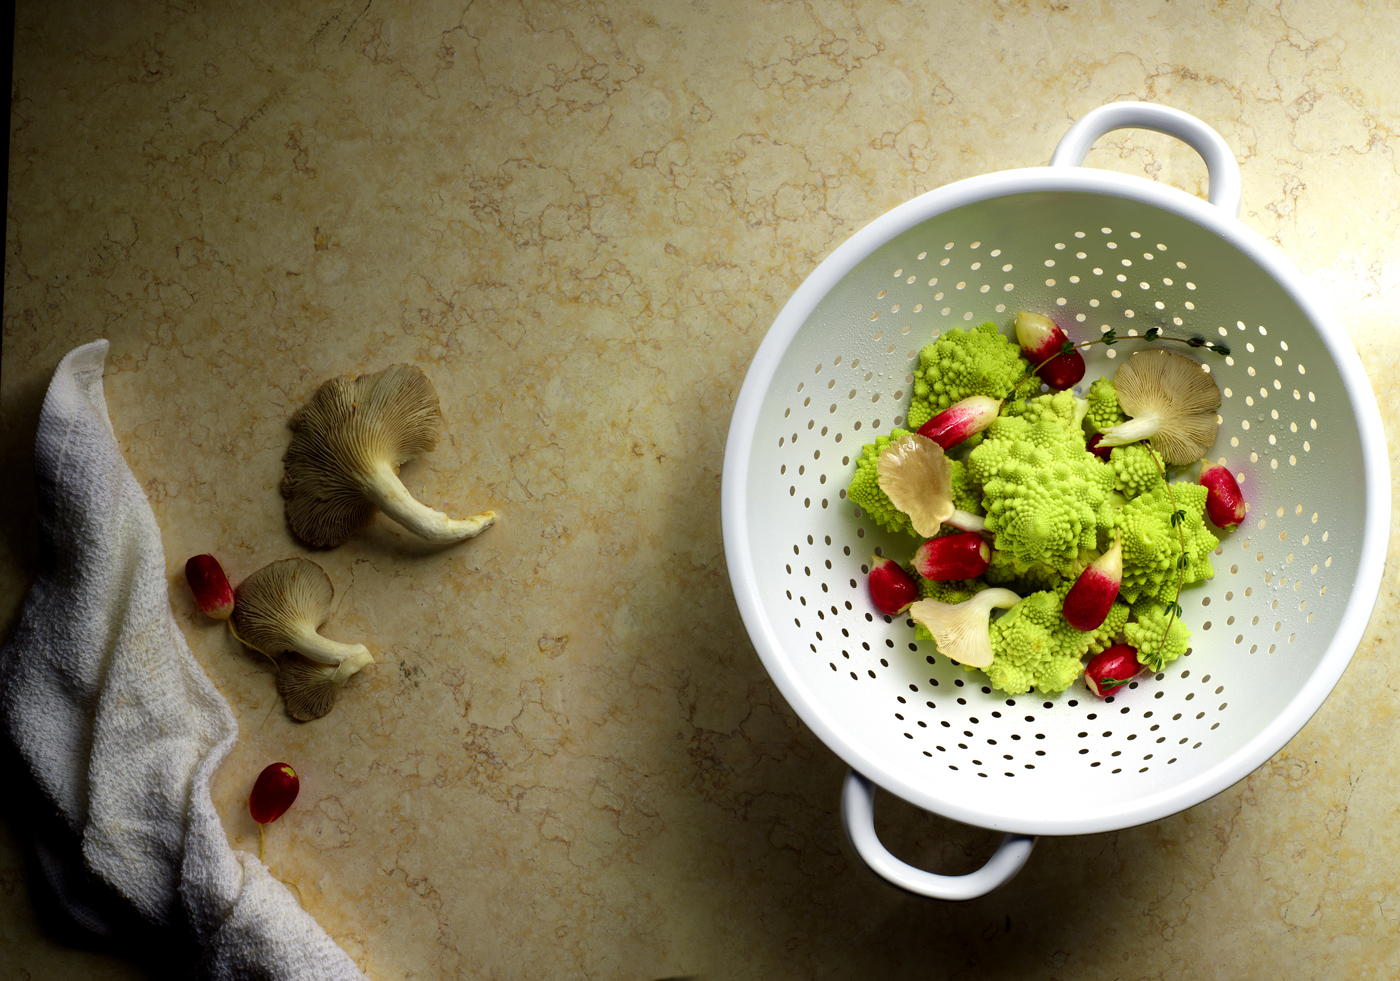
[947,509,988,534]
[1097,414,1164,448]
[228,618,368,667]
[287,627,371,667]
[364,459,497,544]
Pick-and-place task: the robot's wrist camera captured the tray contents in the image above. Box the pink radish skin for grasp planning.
[1087,433,1113,462]
[912,533,992,581]
[1062,535,1123,631]
[185,554,235,620]
[1085,643,1142,697]
[1015,311,1086,391]
[868,556,919,615]
[1199,460,1247,530]
[916,396,1001,449]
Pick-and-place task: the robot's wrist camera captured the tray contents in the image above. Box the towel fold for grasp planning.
[0,341,369,979]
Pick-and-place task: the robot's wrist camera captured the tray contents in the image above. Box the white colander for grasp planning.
[721,103,1390,900]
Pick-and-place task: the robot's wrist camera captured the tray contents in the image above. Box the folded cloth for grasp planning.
[0,341,369,979]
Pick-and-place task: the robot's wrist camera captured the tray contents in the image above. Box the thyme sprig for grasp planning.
[1008,326,1231,404]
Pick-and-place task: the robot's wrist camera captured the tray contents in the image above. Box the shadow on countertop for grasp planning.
[0,738,203,979]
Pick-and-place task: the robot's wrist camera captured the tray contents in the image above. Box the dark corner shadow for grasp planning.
[0,738,204,980]
[0,370,51,606]
[854,793,1147,974]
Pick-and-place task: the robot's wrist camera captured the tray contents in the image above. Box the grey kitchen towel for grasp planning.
[0,340,369,979]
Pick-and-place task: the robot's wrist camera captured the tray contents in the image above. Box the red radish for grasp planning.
[868,556,918,615]
[1198,459,1247,530]
[1062,533,1123,631]
[1015,310,1086,390]
[1084,643,1142,697]
[912,533,991,580]
[250,762,300,825]
[916,396,1001,449]
[1087,433,1113,462]
[185,554,235,619]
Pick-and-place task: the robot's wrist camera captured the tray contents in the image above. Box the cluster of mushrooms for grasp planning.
[187,364,495,721]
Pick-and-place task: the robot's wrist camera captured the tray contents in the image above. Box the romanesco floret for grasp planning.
[917,576,986,604]
[1110,444,1165,499]
[985,586,1088,695]
[906,322,1028,430]
[982,546,1066,595]
[846,429,919,536]
[967,411,1116,576]
[1113,482,1219,605]
[949,458,983,514]
[1085,375,1127,433]
[1002,389,1089,433]
[1124,597,1192,671]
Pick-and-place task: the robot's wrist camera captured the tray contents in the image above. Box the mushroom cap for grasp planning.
[230,558,335,655]
[908,588,1021,668]
[1111,349,1221,465]
[282,364,442,547]
[875,433,954,538]
[277,649,374,721]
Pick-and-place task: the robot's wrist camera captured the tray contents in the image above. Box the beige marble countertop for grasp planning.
[3,1,1398,979]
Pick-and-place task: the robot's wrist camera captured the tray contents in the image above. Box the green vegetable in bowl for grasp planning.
[851,313,1239,697]
[906,321,1029,431]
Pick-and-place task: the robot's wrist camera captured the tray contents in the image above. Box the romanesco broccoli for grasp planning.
[982,546,1066,595]
[906,322,1028,430]
[967,402,1116,576]
[1085,375,1127,433]
[1113,481,1219,605]
[984,586,1089,695]
[1110,444,1166,499]
[846,429,919,536]
[1002,388,1090,432]
[949,458,983,514]
[1125,596,1192,670]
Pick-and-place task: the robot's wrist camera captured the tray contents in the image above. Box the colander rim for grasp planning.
[721,165,1391,836]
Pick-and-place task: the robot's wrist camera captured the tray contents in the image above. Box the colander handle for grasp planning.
[840,769,1036,901]
[1050,101,1242,218]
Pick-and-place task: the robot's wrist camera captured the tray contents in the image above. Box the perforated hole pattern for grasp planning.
[742,190,1368,824]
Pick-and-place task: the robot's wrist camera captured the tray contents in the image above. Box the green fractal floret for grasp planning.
[948,458,983,514]
[906,322,1029,430]
[1002,388,1089,432]
[846,428,918,536]
[1085,375,1127,433]
[982,546,1066,595]
[984,585,1088,696]
[1125,596,1192,671]
[967,404,1116,576]
[1110,444,1166,499]
[1113,481,1219,605]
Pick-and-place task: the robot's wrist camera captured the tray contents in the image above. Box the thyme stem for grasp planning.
[1007,327,1230,404]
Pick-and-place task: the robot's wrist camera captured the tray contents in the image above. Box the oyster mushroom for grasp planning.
[1097,349,1221,466]
[277,650,374,722]
[875,432,985,537]
[229,558,374,721]
[282,363,497,547]
[907,588,1022,668]
[229,558,371,666]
